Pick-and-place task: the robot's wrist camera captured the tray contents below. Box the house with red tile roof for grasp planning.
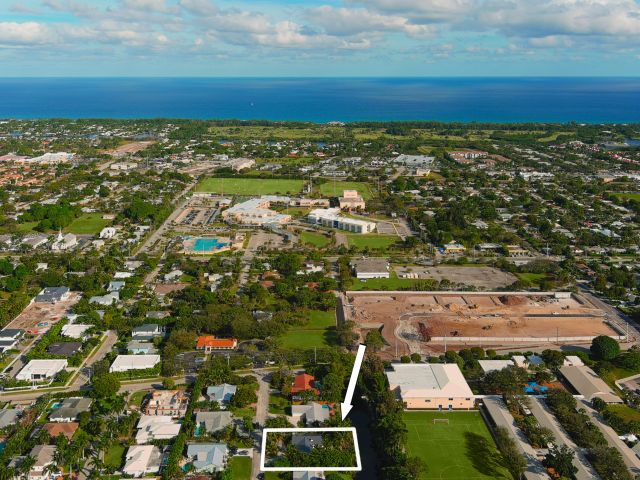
[291,373,320,396]
[196,335,238,353]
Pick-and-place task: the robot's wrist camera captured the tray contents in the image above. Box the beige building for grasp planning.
[338,190,366,210]
[386,363,474,410]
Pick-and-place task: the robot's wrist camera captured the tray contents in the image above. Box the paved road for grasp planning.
[239,231,266,286]
[137,181,196,255]
[580,399,640,476]
[579,288,639,344]
[70,330,119,389]
[247,371,271,480]
[529,397,599,480]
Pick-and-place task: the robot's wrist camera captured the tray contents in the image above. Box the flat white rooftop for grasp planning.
[386,363,473,399]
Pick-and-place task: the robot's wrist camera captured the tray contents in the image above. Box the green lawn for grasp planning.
[516,272,547,286]
[607,404,640,422]
[104,443,125,468]
[230,406,256,420]
[128,390,150,408]
[268,393,290,415]
[612,193,640,201]
[348,273,432,291]
[278,310,337,349]
[319,181,374,200]
[346,233,398,250]
[65,213,110,235]
[404,411,511,480]
[300,231,330,248]
[196,177,304,195]
[228,456,252,480]
[15,221,39,233]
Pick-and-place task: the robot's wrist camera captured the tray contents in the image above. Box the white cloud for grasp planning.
[309,6,435,38]
[0,22,53,45]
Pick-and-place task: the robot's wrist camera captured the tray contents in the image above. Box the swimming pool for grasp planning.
[193,238,229,252]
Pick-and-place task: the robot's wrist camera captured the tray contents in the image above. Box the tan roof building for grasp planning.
[559,365,622,404]
[386,363,474,410]
[339,190,365,211]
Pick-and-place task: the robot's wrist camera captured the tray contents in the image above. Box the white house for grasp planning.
[110,355,160,373]
[99,227,117,239]
[135,415,181,444]
[123,445,162,477]
[16,359,67,381]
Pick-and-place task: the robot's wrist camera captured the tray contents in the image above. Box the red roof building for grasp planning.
[196,335,238,353]
[291,373,320,395]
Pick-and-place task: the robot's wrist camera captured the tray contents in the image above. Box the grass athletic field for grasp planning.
[278,310,336,348]
[65,213,111,234]
[403,411,511,480]
[196,177,304,195]
[318,181,374,200]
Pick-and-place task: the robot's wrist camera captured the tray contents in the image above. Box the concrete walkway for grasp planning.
[528,397,599,480]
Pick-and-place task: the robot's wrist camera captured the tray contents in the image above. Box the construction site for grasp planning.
[342,291,628,357]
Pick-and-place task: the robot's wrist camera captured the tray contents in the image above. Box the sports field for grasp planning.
[403,411,511,480]
[319,181,374,200]
[65,213,111,234]
[278,310,336,348]
[196,177,304,195]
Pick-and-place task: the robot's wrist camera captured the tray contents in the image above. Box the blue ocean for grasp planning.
[0,77,638,123]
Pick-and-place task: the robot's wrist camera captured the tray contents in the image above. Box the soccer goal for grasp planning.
[433,418,449,424]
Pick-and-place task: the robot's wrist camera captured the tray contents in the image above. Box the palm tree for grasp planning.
[18,455,35,480]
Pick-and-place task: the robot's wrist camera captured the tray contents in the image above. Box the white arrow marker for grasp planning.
[341,344,366,421]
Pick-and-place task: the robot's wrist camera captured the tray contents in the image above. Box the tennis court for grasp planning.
[403,411,511,480]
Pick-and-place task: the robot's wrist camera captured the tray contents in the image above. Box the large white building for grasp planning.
[110,354,160,373]
[16,359,67,381]
[308,208,376,234]
[135,415,181,444]
[221,197,292,226]
[386,363,474,410]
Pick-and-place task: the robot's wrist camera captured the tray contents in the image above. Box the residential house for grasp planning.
[89,292,119,306]
[60,324,91,340]
[135,415,181,444]
[99,227,117,239]
[0,409,19,429]
[49,397,92,422]
[132,323,164,341]
[293,472,325,480]
[195,411,233,434]
[292,434,323,453]
[123,445,162,477]
[205,384,237,404]
[16,359,67,381]
[43,422,78,440]
[46,342,82,357]
[291,373,320,397]
[26,445,56,480]
[144,390,189,417]
[291,402,331,425]
[186,443,228,472]
[127,340,157,355]
[35,286,70,303]
[109,354,160,373]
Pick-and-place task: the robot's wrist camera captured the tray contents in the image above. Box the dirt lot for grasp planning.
[6,292,81,333]
[106,141,154,157]
[346,291,619,356]
[394,265,517,289]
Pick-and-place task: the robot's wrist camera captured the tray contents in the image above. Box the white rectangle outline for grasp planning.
[260,427,362,472]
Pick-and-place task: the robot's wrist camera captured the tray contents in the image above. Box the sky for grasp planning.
[1,0,640,76]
